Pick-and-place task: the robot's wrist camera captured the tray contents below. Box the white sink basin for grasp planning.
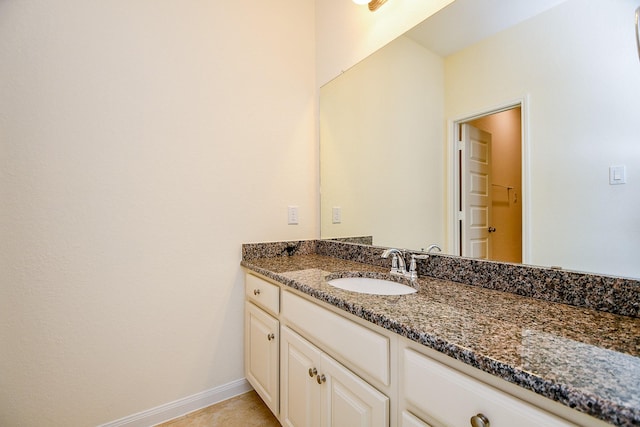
[327,277,417,295]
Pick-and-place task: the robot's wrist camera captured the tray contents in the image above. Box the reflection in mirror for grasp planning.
[460,108,523,264]
[320,0,640,279]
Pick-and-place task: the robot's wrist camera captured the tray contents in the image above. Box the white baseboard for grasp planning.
[98,378,253,427]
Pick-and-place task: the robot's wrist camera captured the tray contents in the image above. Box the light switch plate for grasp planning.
[332,207,341,224]
[609,165,626,185]
[287,206,299,225]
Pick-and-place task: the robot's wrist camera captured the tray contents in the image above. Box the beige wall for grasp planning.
[315,0,453,85]
[0,0,316,425]
[9,0,629,425]
[320,35,445,250]
[445,0,640,277]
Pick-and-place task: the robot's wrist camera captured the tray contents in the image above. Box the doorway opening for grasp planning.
[450,103,525,263]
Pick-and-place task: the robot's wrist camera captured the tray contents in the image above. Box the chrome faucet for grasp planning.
[382,245,441,281]
[381,248,426,281]
[381,248,407,277]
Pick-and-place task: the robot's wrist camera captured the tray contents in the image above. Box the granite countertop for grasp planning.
[241,254,640,427]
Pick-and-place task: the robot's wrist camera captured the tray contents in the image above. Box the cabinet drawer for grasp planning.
[282,290,390,386]
[402,348,575,427]
[246,273,280,315]
[401,411,432,427]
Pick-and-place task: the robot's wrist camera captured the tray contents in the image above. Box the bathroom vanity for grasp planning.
[242,240,640,427]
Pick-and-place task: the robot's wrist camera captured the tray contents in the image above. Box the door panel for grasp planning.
[246,303,279,415]
[462,124,492,259]
[321,353,389,427]
[281,326,322,427]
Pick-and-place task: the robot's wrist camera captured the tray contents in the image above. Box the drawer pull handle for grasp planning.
[253,289,261,295]
[470,413,490,427]
[316,374,326,384]
[267,333,275,341]
[308,367,317,377]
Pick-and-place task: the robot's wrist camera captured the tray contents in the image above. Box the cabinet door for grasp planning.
[245,302,279,416]
[281,326,322,427]
[321,353,389,427]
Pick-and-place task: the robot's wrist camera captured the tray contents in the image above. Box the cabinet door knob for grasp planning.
[267,333,275,341]
[316,374,326,384]
[253,289,261,295]
[308,367,317,377]
[470,413,490,427]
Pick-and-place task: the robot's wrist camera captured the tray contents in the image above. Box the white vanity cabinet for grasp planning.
[280,325,389,427]
[244,274,280,417]
[244,272,390,427]
[400,347,576,427]
[280,289,390,427]
[244,270,606,427]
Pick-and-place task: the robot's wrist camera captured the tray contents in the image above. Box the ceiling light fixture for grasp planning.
[353,0,388,12]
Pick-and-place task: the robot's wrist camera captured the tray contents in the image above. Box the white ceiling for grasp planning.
[405,0,569,57]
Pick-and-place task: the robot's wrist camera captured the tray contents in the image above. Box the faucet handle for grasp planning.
[391,253,399,271]
[408,253,432,281]
[409,255,418,279]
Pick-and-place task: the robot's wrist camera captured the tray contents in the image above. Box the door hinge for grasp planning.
[457,211,464,221]
[456,140,464,151]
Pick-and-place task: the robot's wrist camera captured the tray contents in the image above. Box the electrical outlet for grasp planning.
[288,206,299,225]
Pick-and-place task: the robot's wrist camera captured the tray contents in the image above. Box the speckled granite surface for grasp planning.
[243,240,640,318]
[324,236,374,245]
[241,241,640,426]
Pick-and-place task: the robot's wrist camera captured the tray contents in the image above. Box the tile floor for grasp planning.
[156,390,280,427]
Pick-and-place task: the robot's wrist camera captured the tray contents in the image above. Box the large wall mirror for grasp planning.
[320,0,640,279]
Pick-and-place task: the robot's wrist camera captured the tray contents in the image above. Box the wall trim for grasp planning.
[98,378,252,427]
